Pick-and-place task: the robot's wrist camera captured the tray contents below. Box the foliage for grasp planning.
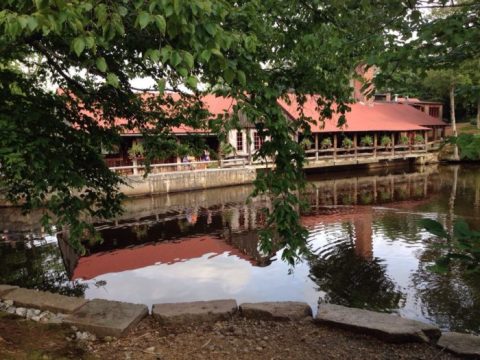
[320,137,332,149]
[419,218,480,274]
[128,142,145,159]
[414,134,424,144]
[341,137,353,149]
[380,135,392,147]
[399,135,410,145]
[451,133,480,160]
[360,135,373,147]
[300,137,313,150]
[1,0,476,263]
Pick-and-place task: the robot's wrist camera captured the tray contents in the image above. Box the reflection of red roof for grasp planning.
[72,235,253,280]
[277,95,445,133]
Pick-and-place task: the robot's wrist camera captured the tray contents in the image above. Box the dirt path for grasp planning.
[0,312,462,360]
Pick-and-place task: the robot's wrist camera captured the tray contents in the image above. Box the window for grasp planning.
[236,131,243,151]
[429,107,440,118]
[253,131,263,150]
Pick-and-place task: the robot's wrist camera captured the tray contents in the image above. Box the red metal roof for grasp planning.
[277,94,446,133]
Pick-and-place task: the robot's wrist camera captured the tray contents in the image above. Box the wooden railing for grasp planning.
[110,158,247,176]
[305,140,442,161]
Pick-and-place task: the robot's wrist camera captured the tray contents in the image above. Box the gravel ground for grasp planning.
[89,317,462,360]
[0,311,464,359]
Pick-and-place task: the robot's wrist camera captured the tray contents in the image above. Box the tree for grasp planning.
[423,69,471,159]
[0,1,476,263]
[461,59,480,129]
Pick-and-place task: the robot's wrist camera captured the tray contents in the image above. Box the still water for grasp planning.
[1,164,480,334]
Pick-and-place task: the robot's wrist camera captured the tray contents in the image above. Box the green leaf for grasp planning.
[170,51,182,67]
[148,49,161,63]
[106,73,119,87]
[95,57,107,72]
[137,11,151,29]
[154,15,166,34]
[177,67,188,77]
[223,67,234,83]
[72,37,85,57]
[26,16,38,31]
[182,51,194,69]
[419,219,448,239]
[199,49,211,62]
[237,70,246,86]
[186,76,197,88]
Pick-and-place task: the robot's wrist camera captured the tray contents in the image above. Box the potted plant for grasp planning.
[380,135,392,148]
[128,142,145,159]
[360,135,373,147]
[342,137,353,149]
[399,135,409,146]
[414,134,425,144]
[320,137,332,149]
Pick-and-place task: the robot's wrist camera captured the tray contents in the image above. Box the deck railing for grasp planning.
[109,140,442,176]
[305,140,441,162]
[109,158,247,176]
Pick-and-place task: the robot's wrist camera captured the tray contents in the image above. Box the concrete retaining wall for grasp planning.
[120,168,257,197]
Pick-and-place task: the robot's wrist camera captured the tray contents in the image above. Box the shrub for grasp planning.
[342,137,353,149]
[380,135,392,147]
[360,135,373,147]
[454,133,480,160]
[399,135,409,145]
[320,137,332,149]
[414,134,424,144]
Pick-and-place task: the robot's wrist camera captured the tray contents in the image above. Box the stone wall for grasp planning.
[119,168,257,197]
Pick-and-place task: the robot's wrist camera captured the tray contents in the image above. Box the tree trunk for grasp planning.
[450,85,459,161]
[477,97,480,130]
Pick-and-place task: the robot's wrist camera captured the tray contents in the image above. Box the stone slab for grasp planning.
[2,288,87,313]
[152,300,237,324]
[64,299,148,337]
[0,285,19,297]
[437,332,480,358]
[316,304,441,343]
[240,302,312,321]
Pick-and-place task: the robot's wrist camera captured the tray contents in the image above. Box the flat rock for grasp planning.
[152,300,237,324]
[240,302,312,321]
[2,288,87,313]
[316,304,440,343]
[0,285,19,297]
[437,332,480,357]
[64,299,148,337]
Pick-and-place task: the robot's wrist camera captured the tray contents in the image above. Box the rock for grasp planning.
[6,307,16,314]
[437,332,480,357]
[315,304,440,343]
[240,302,312,321]
[0,285,19,297]
[2,288,87,314]
[4,300,14,307]
[144,347,155,353]
[76,331,97,342]
[15,307,27,317]
[64,299,148,337]
[255,346,263,351]
[152,300,238,324]
[31,315,41,322]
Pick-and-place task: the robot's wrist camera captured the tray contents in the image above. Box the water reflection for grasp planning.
[2,165,480,333]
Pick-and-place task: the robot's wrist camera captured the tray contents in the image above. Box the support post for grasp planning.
[315,134,319,161]
[373,133,377,158]
[354,133,358,161]
[391,133,395,157]
[132,158,138,176]
[424,130,428,152]
[333,134,337,161]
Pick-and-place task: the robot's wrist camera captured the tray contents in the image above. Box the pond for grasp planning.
[1,164,480,334]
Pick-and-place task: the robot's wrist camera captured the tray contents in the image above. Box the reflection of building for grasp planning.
[354,212,373,259]
[59,201,271,280]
